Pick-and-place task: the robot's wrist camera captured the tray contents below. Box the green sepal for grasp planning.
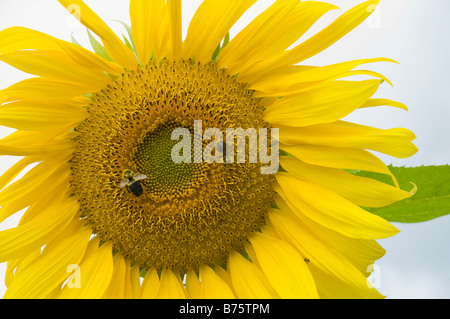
[123,35,133,51]
[71,33,82,47]
[114,20,138,57]
[212,32,230,62]
[86,28,113,62]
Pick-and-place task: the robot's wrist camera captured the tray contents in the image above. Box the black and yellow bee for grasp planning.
[119,169,147,196]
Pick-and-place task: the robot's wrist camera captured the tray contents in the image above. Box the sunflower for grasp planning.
[0,0,417,299]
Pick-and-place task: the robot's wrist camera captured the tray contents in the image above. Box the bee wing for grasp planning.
[119,179,129,188]
[135,173,147,181]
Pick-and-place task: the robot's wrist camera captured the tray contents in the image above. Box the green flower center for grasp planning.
[134,120,206,201]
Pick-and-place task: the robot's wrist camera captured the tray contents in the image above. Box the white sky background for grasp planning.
[0,0,449,298]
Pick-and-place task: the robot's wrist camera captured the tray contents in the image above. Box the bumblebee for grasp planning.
[119,169,147,196]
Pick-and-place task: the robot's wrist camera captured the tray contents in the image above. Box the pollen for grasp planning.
[69,60,276,273]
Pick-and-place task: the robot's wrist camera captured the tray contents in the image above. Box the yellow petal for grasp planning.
[4,248,41,289]
[140,268,160,299]
[0,159,69,207]
[279,120,418,159]
[58,0,137,69]
[0,77,94,105]
[242,241,261,269]
[268,210,384,298]
[0,126,71,147]
[344,69,393,86]
[214,266,235,295]
[313,264,385,298]
[280,143,396,180]
[3,227,91,299]
[250,1,339,65]
[0,168,70,224]
[0,129,75,157]
[0,27,123,75]
[0,27,60,52]
[7,225,81,293]
[228,250,279,299]
[122,261,134,299]
[218,0,298,72]
[128,265,142,299]
[275,173,400,239]
[59,241,114,299]
[166,0,182,60]
[199,265,235,299]
[153,5,171,61]
[0,140,75,158]
[0,50,111,90]
[313,267,384,299]
[102,253,129,299]
[45,285,64,299]
[360,98,408,111]
[157,268,187,299]
[248,58,394,92]
[275,197,386,274]
[5,258,21,288]
[183,0,256,63]
[262,0,381,73]
[265,80,381,127]
[231,1,339,80]
[280,156,411,207]
[0,199,79,263]
[0,156,36,191]
[0,99,87,131]
[130,0,165,64]
[253,69,392,98]
[249,231,319,298]
[18,171,71,226]
[185,269,201,299]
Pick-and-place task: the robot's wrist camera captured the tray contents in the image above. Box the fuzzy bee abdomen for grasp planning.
[128,181,143,196]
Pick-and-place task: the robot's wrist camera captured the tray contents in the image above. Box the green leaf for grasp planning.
[86,29,113,62]
[354,165,450,223]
